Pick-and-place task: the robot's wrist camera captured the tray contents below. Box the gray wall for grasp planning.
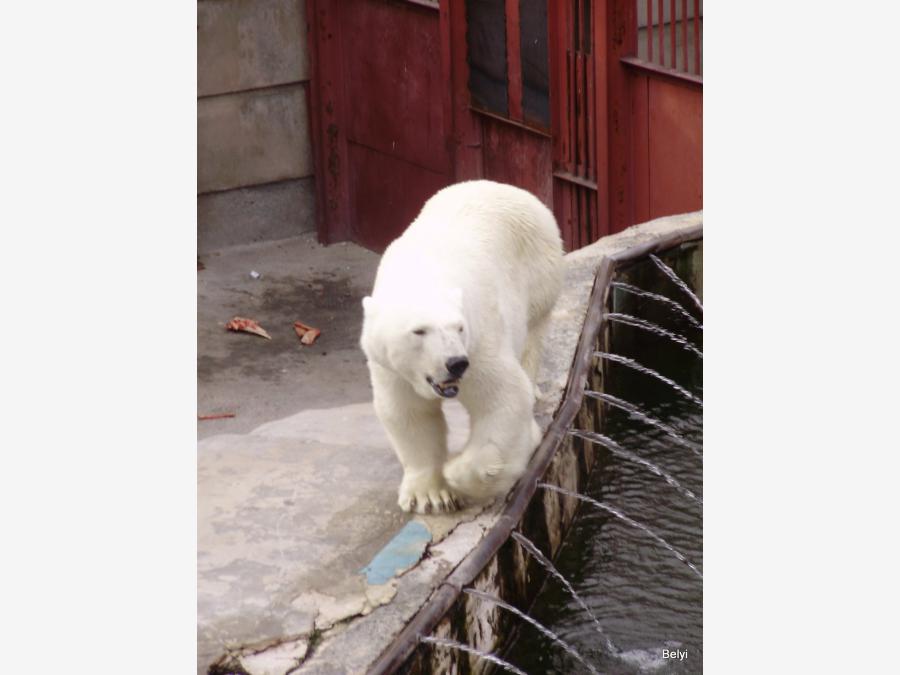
[198,0,315,253]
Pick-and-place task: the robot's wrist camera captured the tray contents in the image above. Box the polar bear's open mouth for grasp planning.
[426,376,460,398]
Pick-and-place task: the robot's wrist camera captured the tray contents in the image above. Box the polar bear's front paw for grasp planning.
[443,443,511,503]
[398,470,461,514]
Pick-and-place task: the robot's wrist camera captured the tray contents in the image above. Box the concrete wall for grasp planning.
[198,0,315,252]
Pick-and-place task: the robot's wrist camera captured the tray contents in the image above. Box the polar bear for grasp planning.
[360,180,564,513]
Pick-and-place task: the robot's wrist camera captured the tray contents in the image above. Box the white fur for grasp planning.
[360,180,564,513]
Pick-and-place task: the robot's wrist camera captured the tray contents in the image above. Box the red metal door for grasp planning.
[307,0,701,252]
[307,0,452,251]
[614,0,703,225]
[550,0,605,250]
[457,0,555,209]
[551,0,702,247]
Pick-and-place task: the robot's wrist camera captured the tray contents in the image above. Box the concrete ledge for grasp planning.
[198,84,313,194]
[198,177,316,253]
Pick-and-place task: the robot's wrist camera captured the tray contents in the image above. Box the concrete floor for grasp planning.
[197,233,380,439]
[196,232,492,674]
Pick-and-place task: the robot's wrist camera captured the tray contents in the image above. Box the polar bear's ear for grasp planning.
[362,296,377,316]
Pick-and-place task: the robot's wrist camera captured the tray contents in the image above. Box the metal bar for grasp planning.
[576,52,585,177]
[468,106,552,138]
[681,0,688,71]
[438,0,453,169]
[549,0,564,167]
[576,188,583,249]
[305,0,336,242]
[575,0,583,174]
[563,51,570,171]
[647,0,653,62]
[571,187,579,249]
[582,187,589,247]
[447,0,484,180]
[564,0,575,171]
[593,0,610,235]
[505,0,523,120]
[555,0,569,166]
[694,0,700,75]
[561,184,573,250]
[572,188,579,249]
[584,188,591,245]
[584,188,591,244]
[578,188,591,246]
[567,185,576,251]
[589,190,597,243]
[606,0,635,234]
[553,169,599,190]
[670,0,676,68]
[657,0,664,66]
[620,55,703,86]
[585,41,595,180]
[570,188,581,248]
[583,190,589,248]
[574,0,581,51]
[569,50,577,172]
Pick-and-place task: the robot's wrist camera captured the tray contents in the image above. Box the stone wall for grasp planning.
[198,0,315,252]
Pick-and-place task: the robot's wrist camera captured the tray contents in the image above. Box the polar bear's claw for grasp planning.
[398,471,462,514]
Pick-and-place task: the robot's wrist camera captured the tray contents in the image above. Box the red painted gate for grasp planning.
[618,0,703,226]
[307,0,453,250]
[307,0,702,252]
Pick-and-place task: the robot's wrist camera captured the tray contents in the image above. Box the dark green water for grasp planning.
[512,245,703,674]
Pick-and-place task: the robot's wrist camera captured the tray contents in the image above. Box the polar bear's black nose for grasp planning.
[446,356,469,379]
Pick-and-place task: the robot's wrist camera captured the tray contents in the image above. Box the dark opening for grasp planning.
[520,0,550,127]
[466,0,509,116]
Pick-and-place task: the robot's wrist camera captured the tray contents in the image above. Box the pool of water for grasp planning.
[511,244,703,674]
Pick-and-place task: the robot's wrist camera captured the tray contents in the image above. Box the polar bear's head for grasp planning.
[360,287,471,400]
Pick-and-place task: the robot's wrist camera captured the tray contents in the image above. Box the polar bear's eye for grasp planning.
[412,328,427,336]
[458,326,464,333]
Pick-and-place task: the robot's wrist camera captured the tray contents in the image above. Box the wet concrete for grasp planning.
[197,232,381,439]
